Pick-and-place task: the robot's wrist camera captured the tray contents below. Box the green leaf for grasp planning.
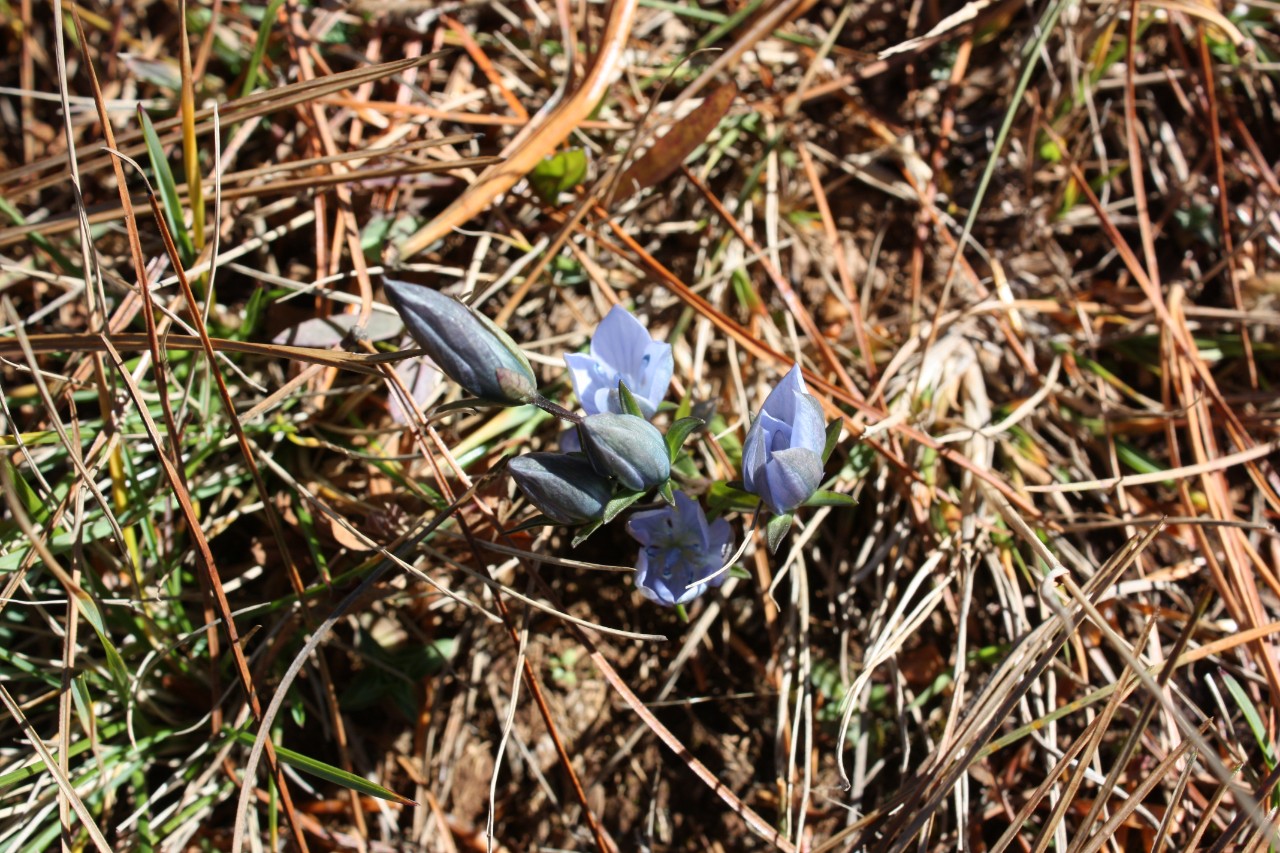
[528,148,588,203]
[1222,673,1277,771]
[226,728,415,804]
[241,0,287,97]
[505,513,561,535]
[138,107,195,265]
[3,459,46,522]
[572,488,647,545]
[72,590,131,698]
[602,488,646,524]
[765,512,794,555]
[664,416,704,461]
[658,480,675,506]
[822,419,843,464]
[617,379,644,418]
[803,490,857,508]
[706,481,758,515]
[0,195,80,274]
[674,389,693,421]
[570,519,605,548]
[730,267,762,313]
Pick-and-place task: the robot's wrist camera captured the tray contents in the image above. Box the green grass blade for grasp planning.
[225,728,415,804]
[137,107,195,264]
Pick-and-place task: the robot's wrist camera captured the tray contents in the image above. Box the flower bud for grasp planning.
[383,279,537,405]
[578,413,670,492]
[509,453,614,524]
[742,365,827,513]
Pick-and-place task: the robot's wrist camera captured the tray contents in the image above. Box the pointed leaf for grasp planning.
[138,106,195,264]
[72,590,131,698]
[617,379,644,418]
[823,419,844,464]
[707,481,758,515]
[571,518,606,548]
[664,416,704,461]
[602,488,647,524]
[765,512,794,555]
[674,389,693,421]
[505,514,562,535]
[803,490,858,508]
[658,480,675,506]
[1222,673,1277,769]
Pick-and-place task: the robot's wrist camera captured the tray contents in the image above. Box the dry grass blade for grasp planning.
[0,332,405,375]
[0,52,450,192]
[395,0,639,258]
[0,683,112,853]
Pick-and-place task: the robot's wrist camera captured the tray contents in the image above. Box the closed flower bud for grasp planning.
[509,453,614,524]
[742,365,827,514]
[578,413,670,492]
[383,279,537,405]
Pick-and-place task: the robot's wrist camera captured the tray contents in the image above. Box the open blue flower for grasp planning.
[565,305,673,419]
[742,365,826,514]
[626,492,733,607]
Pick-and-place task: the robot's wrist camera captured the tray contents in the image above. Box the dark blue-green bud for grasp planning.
[383,279,537,405]
[509,453,614,524]
[578,413,670,492]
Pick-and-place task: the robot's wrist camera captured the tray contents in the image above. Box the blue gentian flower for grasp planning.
[742,365,826,514]
[565,305,673,419]
[384,279,537,405]
[626,492,733,607]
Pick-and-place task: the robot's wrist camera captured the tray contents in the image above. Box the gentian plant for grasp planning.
[508,454,613,524]
[383,288,851,611]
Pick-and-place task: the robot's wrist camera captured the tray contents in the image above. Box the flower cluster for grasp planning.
[384,279,843,609]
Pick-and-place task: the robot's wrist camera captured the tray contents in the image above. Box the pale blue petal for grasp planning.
[565,352,607,413]
[741,416,769,494]
[672,491,706,540]
[790,392,827,455]
[757,408,793,454]
[591,305,651,377]
[637,341,673,416]
[627,495,731,607]
[763,447,823,514]
[707,517,733,561]
[633,550,671,605]
[762,364,807,422]
[626,505,674,547]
